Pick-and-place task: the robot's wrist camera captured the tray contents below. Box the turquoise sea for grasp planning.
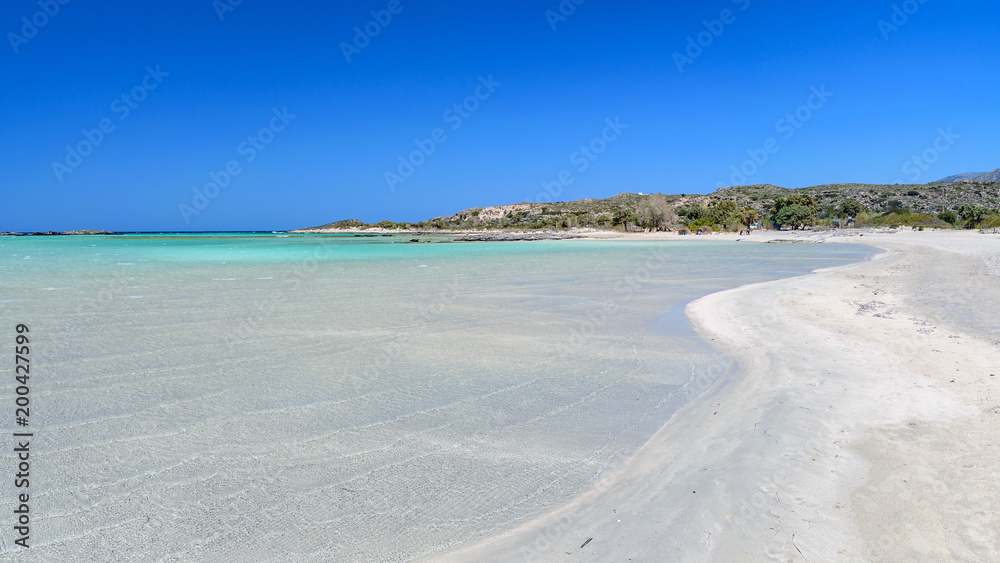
[0,234,874,560]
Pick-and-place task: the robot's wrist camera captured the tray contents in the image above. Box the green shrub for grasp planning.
[957,204,989,228]
[707,201,739,229]
[686,217,718,230]
[774,204,815,229]
[854,214,870,228]
[681,206,706,221]
[981,215,1000,229]
[839,199,865,218]
[901,214,951,229]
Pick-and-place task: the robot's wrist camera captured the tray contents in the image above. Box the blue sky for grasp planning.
[2,0,998,231]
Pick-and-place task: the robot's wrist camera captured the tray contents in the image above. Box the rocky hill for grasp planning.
[298,180,1000,232]
[939,169,1000,182]
[705,181,999,216]
[978,169,1000,182]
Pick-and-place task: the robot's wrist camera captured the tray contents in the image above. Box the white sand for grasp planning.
[437,229,1000,561]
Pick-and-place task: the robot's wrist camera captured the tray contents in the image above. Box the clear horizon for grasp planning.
[2,1,998,231]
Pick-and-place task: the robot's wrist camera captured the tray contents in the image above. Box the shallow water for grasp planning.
[0,234,873,561]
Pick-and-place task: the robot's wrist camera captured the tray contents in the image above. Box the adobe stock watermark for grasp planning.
[74,265,135,315]
[340,0,414,63]
[878,0,929,40]
[213,0,244,22]
[226,236,341,349]
[544,0,586,31]
[717,84,833,188]
[535,117,627,203]
[360,278,463,388]
[51,65,169,183]
[384,74,501,191]
[673,0,751,73]
[178,107,296,223]
[561,243,670,353]
[901,127,958,182]
[7,0,71,54]
[520,448,632,562]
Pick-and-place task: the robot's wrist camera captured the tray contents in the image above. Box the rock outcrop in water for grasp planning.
[454,232,580,242]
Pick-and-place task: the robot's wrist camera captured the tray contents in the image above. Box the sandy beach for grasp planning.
[437,228,1000,562]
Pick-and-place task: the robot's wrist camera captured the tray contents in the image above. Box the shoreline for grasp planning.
[435,229,1000,561]
[2,225,953,242]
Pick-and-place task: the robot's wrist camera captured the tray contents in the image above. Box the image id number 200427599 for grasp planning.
[13,323,33,549]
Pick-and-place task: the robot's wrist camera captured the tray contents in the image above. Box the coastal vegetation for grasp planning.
[301,180,1000,233]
